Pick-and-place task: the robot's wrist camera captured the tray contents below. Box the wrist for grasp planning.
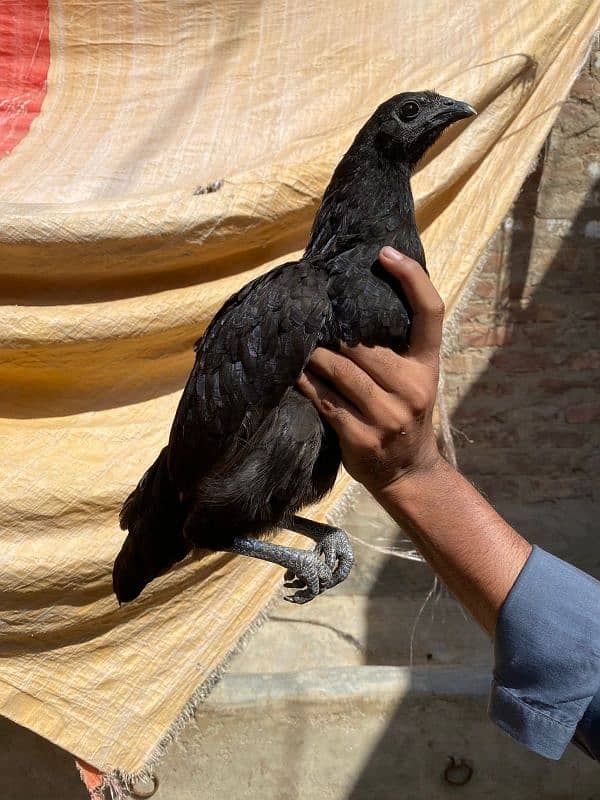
[371,453,456,511]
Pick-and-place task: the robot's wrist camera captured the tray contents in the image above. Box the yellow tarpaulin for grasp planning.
[0,0,597,779]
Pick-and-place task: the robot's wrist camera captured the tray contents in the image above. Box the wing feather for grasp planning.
[168,260,330,492]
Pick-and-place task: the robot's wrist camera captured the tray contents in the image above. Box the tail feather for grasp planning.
[113,446,190,604]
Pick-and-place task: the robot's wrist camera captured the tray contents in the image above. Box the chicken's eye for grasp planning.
[399,101,420,121]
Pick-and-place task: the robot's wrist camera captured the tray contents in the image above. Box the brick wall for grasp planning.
[444,43,599,503]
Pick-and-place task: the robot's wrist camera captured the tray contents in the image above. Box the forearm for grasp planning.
[298,247,600,759]
[300,249,532,636]
[373,458,532,635]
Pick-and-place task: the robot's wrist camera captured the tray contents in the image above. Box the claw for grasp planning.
[283,550,332,603]
[284,588,317,605]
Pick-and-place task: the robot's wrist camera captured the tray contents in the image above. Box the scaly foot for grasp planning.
[284,523,354,602]
[313,527,354,588]
[283,548,333,604]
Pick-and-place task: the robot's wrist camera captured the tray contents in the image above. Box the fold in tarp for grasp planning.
[0,0,598,780]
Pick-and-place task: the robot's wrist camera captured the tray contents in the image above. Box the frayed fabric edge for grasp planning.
[95,479,361,797]
[103,590,283,793]
[325,476,362,527]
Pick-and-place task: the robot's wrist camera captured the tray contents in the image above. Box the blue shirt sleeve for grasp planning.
[489,545,600,761]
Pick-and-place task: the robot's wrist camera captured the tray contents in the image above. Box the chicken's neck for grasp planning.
[304,150,425,268]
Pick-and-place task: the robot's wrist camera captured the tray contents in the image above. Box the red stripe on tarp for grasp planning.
[0,0,50,157]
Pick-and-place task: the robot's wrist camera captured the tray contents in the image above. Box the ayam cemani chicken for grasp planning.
[113,91,476,605]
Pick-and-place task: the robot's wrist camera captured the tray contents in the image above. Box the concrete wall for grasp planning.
[445,43,599,503]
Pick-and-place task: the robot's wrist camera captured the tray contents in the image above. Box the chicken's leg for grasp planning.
[223,536,334,603]
[223,517,354,604]
[286,515,354,593]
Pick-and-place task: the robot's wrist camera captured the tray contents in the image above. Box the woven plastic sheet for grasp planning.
[0,0,598,777]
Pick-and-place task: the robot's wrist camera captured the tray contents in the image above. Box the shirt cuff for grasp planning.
[489,545,600,760]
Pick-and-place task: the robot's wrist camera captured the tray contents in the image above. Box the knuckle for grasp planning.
[379,402,410,433]
[330,359,350,382]
[388,411,411,434]
[408,387,429,415]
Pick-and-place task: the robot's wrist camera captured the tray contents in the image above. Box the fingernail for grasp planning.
[381,246,406,263]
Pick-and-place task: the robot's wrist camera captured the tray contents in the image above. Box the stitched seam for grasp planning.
[495,684,585,731]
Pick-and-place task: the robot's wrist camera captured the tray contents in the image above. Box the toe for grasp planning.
[323,546,337,572]
[328,533,355,587]
[330,552,354,587]
[284,588,316,604]
[313,539,337,572]
[316,560,333,590]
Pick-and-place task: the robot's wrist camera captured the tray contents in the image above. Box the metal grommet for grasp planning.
[130,774,159,798]
[444,756,473,786]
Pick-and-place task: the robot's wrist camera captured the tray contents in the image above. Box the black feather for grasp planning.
[113,90,475,602]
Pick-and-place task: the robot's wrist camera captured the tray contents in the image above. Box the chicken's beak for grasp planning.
[449,100,477,120]
[434,97,477,124]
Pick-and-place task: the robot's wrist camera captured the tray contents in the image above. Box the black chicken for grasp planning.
[113,91,476,605]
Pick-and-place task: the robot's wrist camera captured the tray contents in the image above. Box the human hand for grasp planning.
[297,246,446,494]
